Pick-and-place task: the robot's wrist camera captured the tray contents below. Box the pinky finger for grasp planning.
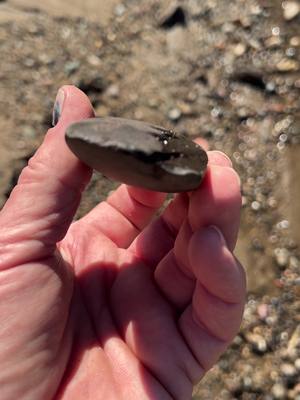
[178,226,246,371]
[189,226,246,304]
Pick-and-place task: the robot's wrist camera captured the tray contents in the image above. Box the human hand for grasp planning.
[0,86,246,400]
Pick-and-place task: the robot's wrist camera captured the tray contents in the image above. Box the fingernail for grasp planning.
[208,225,226,246]
[52,89,65,126]
[209,151,233,168]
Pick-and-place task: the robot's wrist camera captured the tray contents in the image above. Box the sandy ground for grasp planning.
[0,0,300,398]
[8,0,119,24]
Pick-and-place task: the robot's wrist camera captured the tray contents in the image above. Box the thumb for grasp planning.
[0,85,94,270]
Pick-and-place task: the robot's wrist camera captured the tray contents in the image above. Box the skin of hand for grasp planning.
[0,86,246,400]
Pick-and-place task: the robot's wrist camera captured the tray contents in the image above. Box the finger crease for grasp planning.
[191,308,228,346]
[128,193,159,211]
[198,280,240,306]
[105,202,140,233]
[172,252,195,280]
[160,216,177,239]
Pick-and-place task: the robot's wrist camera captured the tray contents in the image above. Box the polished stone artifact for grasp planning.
[66,117,208,192]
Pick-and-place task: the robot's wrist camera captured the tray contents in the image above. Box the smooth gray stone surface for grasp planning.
[66,117,208,192]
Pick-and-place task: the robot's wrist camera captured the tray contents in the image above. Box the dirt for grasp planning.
[0,0,300,399]
[9,0,120,24]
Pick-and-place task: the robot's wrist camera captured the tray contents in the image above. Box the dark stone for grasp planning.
[231,71,266,91]
[76,77,106,107]
[66,117,208,192]
[77,77,106,94]
[159,6,187,29]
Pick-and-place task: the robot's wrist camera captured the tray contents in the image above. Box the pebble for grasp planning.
[282,1,300,21]
[23,58,35,68]
[225,375,242,393]
[276,58,299,71]
[106,84,120,98]
[243,376,253,390]
[290,36,300,46]
[257,303,269,320]
[239,16,252,28]
[266,81,276,93]
[177,101,193,115]
[233,43,247,56]
[232,335,243,347]
[274,248,290,267]
[287,325,300,359]
[64,60,80,75]
[168,107,182,121]
[280,362,297,377]
[248,38,261,50]
[107,32,116,42]
[272,383,287,399]
[114,4,126,17]
[66,117,208,192]
[286,47,296,57]
[94,39,103,49]
[250,4,263,15]
[265,36,282,48]
[251,201,261,211]
[245,332,268,353]
[276,220,290,229]
[87,54,102,66]
[272,26,281,36]
[38,53,53,65]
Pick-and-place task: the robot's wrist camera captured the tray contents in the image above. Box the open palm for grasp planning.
[0,86,245,400]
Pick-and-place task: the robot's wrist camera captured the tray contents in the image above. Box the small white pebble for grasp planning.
[281,363,297,377]
[168,108,181,121]
[272,383,286,399]
[294,358,300,370]
[251,201,261,211]
[282,1,300,20]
